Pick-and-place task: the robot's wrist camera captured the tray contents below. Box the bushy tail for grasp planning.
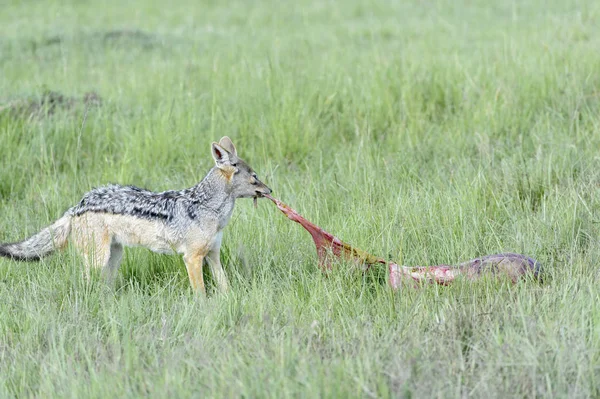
[0,215,72,261]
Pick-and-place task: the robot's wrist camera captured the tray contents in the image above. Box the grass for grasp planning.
[1,0,600,396]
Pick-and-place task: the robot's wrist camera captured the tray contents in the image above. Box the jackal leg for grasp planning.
[205,232,229,293]
[73,234,112,280]
[101,241,124,284]
[183,247,209,295]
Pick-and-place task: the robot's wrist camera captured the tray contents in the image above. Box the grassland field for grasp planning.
[1,0,600,397]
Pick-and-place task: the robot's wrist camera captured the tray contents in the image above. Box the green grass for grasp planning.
[1,0,600,396]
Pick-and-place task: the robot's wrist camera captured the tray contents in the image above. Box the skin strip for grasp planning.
[264,195,542,289]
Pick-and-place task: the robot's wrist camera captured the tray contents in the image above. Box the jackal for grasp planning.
[0,136,271,294]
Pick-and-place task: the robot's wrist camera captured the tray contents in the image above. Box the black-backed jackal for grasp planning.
[0,137,271,295]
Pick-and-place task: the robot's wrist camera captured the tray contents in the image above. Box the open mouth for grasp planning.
[253,191,271,208]
[253,192,262,208]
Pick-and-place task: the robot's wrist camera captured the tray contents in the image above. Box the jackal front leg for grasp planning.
[206,232,229,293]
[183,247,209,295]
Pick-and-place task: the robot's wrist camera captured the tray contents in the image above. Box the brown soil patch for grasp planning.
[0,90,102,119]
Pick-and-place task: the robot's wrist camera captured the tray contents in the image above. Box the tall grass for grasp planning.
[1,0,600,396]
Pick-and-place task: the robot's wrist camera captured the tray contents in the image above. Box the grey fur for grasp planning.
[70,170,222,222]
[69,151,268,223]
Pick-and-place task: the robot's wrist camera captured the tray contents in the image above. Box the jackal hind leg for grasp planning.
[101,241,124,284]
[183,246,209,296]
[71,218,112,280]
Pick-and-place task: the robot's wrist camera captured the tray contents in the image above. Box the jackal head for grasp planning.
[211,136,272,200]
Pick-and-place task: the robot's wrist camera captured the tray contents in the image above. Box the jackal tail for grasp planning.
[0,215,71,261]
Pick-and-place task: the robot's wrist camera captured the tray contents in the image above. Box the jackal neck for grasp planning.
[190,167,235,211]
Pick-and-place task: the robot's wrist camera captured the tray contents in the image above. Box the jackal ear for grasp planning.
[218,136,237,156]
[211,142,232,167]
